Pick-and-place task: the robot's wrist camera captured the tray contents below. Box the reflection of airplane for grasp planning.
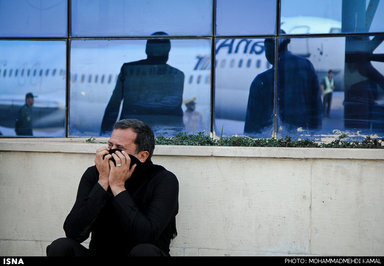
[0,41,66,136]
[214,16,345,135]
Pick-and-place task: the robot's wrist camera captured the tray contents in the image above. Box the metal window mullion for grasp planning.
[272,0,281,139]
[210,0,217,135]
[65,0,72,137]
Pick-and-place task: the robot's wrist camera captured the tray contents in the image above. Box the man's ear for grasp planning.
[137,150,150,163]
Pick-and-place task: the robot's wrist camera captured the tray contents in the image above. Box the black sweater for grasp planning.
[63,160,179,256]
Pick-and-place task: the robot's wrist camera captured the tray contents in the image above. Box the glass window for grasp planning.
[216,0,276,36]
[214,38,273,137]
[0,41,66,137]
[71,0,212,37]
[216,35,384,140]
[70,38,211,137]
[276,35,384,141]
[281,0,384,34]
[0,0,67,37]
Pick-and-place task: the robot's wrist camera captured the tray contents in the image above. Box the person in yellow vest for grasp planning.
[320,70,335,118]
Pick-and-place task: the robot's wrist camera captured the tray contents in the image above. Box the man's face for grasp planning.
[26,97,34,107]
[108,128,139,156]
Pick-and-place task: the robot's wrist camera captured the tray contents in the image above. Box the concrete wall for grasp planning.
[0,138,383,256]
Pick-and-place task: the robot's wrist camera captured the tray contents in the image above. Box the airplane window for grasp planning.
[189,75,193,84]
[101,75,105,84]
[33,69,37,77]
[0,0,67,37]
[15,69,18,77]
[88,75,92,83]
[217,0,276,35]
[330,28,341,34]
[246,59,252,68]
[108,75,113,84]
[21,69,24,77]
[52,69,57,76]
[220,60,226,68]
[81,74,85,83]
[27,69,31,77]
[72,74,77,83]
[45,69,50,76]
[256,59,261,68]
[71,0,211,36]
[205,75,210,84]
[95,75,99,83]
[230,59,235,68]
[39,69,43,77]
[3,69,6,77]
[238,59,243,68]
[9,69,13,77]
[197,75,202,84]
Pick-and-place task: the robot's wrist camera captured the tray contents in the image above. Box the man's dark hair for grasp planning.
[114,119,155,159]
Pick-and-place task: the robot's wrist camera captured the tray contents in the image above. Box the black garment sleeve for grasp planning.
[63,166,110,242]
[244,71,274,134]
[112,170,179,244]
[100,64,125,134]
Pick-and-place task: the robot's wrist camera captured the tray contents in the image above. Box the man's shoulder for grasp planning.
[122,60,147,67]
[253,68,274,85]
[286,52,313,66]
[82,165,99,180]
[151,165,179,184]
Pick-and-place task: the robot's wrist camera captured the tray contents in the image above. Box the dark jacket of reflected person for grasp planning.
[100,32,185,136]
[15,92,35,136]
[244,37,323,134]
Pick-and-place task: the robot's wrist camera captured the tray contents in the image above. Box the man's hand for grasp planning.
[95,147,111,191]
[109,150,137,196]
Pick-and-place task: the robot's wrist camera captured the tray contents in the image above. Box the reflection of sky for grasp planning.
[282,0,341,21]
[216,0,276,35]
[282,0,384,32]
[72,0,212,36]
[1,0,384,36]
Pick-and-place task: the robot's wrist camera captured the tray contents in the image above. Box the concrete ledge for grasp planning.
[0,138,383,160]
[1,138,384,256]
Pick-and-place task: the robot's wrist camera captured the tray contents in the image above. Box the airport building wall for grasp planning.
[0,139,383,256]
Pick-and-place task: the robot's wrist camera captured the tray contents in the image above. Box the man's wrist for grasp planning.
[98,179,109,191]
[110,184,126,196]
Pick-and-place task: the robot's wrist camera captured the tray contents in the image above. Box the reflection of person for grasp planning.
[15,92,35,136]
[100,32,185,136]
[47,119,179,256]
[344,36,384,129]
[244,35,322,134]
[183,97,204,133]
[320,70,335,118]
